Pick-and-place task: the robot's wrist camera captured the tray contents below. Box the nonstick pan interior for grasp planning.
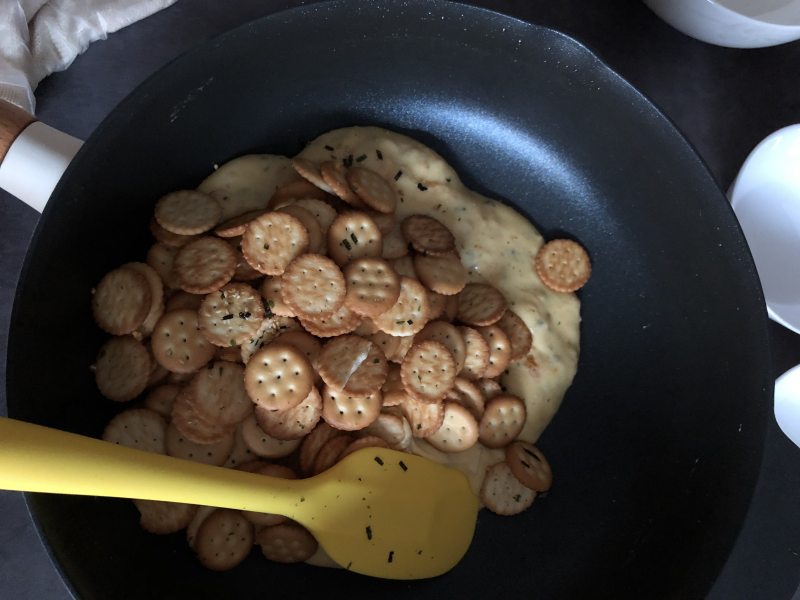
[6,2,770,598]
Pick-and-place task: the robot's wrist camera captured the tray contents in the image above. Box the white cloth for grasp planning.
[0,0,176,114]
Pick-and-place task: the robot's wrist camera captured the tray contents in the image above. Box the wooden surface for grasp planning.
[0,100,36,164]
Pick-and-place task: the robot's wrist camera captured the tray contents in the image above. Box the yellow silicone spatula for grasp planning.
[0,417,478,579]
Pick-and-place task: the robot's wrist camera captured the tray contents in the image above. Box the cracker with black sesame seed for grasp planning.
[198,283,265,347]
[327,211,383,266]
[372,276,429,337]
[480,461,537,516]
[254,386,322,441]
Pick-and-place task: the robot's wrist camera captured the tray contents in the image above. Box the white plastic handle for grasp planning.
[0,121,83,213]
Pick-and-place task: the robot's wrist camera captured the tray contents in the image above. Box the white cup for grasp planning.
[729,124,800,335]
[644,0,800,48]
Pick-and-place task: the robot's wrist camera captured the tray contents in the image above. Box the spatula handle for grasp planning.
[0,417,307,515]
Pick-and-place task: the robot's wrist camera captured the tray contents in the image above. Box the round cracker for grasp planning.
[381,364,406,407]
[92,267,151,335]
[277,204,324,254]
[240,315,301,364]
[534,238,591,293]
[134,499,197,535]
[260,276,296,317]
[399,395,445,438]
[480,461,536,516]
[382,222,409,260]
[149,217,199,248]
[146,243,180,290]
[151,309,216,373]
[269,178,328,207]
[144,384,181,418]
[244,343,314,411]
[456,283,507,327]
[195,509,254,571]
[292,157,334,193]
[198,283,266,347]
[495,309,534,361]
[173,236,237,294]
[273,330,322,372]
[311,434,354,474]
[390,255,416,278]
[291,198,338,235]
[165,422,234,466]
[321,385,382,431]
[372,276,430,337]
[388,335,415,364]
[443,294,459,321]
[327,211,383,266]
[458,326,490,380]
[506,442,553,492]
[400,340,456,403]
[364,210,395,235]
[214,209,267,238]
[223,421,257,468]
[361,412,413,450]
[188,361,253,426]
[124,262,165,339]
[413,253,467,296]
[448,377,486,421]
[102,408,166,454]
[478,324,513,378]
[257,522,318,564]
[401,214,455,256]
[280,254,346,319]
[164,290,203,312]
[94,336,151,402]
[354,318,379,336]
[240,413,301,458]
[368,331,401,368]
[254,386,322,441]
[415,321,466,373]
[298,303,361,338]
[343,257,401,317]
[298,423,341,475]
[187,506,218,549]
[426,402,479,453]
[479,395,527,449]
[476,378,503,401]
[317,335,388,395]
[155,190,221,235]
[346,167,397,213]
[171,386,235,444]
[320,160,364,207]
[242,211,309,276]
[232,249,263,282]
[426,289,447,321]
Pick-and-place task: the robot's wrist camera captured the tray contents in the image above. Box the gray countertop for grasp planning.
[2,1,800,597]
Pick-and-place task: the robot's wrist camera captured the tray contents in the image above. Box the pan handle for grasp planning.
[0,99,83,213]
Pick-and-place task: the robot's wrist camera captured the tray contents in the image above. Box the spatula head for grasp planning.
[300,447,479,580]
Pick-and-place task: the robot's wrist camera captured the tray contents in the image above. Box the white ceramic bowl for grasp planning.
[729,124,800,334]
[644,0,800,48]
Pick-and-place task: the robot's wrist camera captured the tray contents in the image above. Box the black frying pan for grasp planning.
[5,1,771,598]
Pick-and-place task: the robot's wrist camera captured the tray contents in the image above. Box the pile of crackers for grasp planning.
[90,154,588,573]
